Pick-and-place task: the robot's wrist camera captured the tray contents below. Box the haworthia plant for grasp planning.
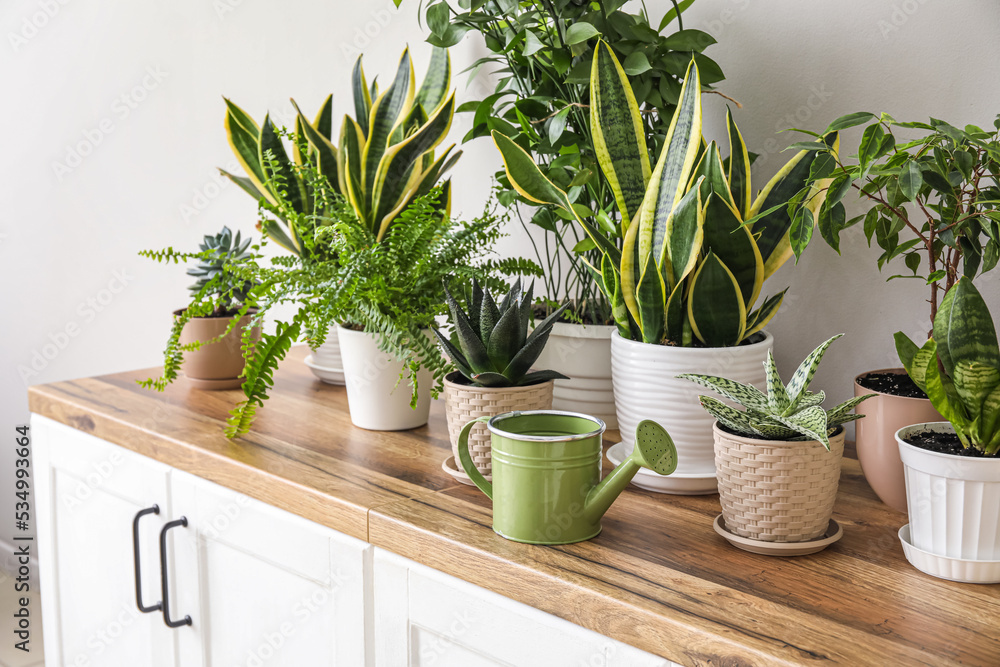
[493,41,838,347]
[678,334,874,450]
[896,278,1000,455]
[221,47,460,256]
[434,279,569,388]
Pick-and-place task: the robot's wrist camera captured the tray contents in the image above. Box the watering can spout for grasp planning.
[584,420,678,523]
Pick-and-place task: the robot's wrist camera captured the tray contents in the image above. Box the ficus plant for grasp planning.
[419,0,723,324]
[492,43,836,347]
[896,278,1000,455]
[221,47,460,257]
[790,112,1000,329]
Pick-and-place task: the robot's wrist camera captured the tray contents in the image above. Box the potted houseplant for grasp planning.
[435,279,568,481]
[792,113,1000,512]
[492,45,835,493]
[679,335,874,552]
[894,278,1000,583]
[221,46,460,385]
[422,1,724,427]
[139,226,259,390]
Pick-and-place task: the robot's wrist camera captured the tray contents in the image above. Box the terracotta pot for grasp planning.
[714,423,845,543]
[854,368,942,513]
[443,371,554,478]
[176,309,259,390]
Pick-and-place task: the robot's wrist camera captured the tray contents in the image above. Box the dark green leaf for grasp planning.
[565,22,600,45]
[899,160,923,201]
[824,112,876,134]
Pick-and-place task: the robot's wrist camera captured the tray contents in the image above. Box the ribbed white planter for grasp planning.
[338,326,432,431]
[307,325,345,385]
[897,422,1000,563]
[533,322,617,428]
[611,331,773,480]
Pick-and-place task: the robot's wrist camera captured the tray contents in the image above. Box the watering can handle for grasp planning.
[457,417,493,500]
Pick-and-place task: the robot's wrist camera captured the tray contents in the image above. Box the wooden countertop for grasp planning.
[28,347,1000,666]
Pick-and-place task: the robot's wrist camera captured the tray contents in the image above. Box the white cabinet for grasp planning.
[34,416,177,667]
[373,549,675,667]
[169,470,371,666]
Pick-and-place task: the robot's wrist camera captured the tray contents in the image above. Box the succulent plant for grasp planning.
[434,279,569,388]
[896,278,1000,455]
[186,226,255,316]
[678,335,874,450]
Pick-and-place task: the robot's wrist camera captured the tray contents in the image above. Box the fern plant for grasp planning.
[678,335,875,450]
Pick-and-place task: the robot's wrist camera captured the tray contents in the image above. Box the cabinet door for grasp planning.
[33,415,177,667]
[373,549,675,667]
[169,470,371,666]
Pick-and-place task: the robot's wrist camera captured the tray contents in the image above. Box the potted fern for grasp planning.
[493,45,835,493]
[140,226,259,390]
[894,278,1000,583]
[221,46,459,386]
[435,279,568,480]
[680,335,874,552]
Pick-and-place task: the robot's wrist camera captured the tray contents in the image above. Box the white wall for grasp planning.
[3,0,1000,554]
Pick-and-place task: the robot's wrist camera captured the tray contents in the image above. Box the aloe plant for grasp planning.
[185,226,255,315]
[221,47,460,255]
[896,278,1000,455]
[492,42,837,347]
[678,335,874,450]
[434,279,568,388]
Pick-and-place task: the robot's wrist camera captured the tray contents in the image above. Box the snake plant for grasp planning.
[221,47,460,255]
[434,279,568,388]
[492,41,838,347]
[896,278,1000,455]
[679,335,874,450]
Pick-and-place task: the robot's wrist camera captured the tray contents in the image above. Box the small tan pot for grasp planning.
[854,368,942,513]
[443,371,554,478]
[714,422,844,543]
[176,309,259,390]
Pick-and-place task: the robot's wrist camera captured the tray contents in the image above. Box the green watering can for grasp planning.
[458,410,677,545]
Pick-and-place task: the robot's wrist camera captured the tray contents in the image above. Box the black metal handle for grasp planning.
[132,505,162,613]
[159,517,192,628]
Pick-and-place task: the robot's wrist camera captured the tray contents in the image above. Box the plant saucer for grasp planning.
[606,442,717,495]
[441,455,491,486]
[303,355,345,385]
[898,524,1000,584]
[713,515,843,556]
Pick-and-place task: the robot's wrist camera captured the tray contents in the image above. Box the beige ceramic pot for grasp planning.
[176,309,259,390]
[443,371,554,478]
[714,423,844,543]
[854,368,942,513]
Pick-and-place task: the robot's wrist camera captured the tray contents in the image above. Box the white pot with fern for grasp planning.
[680,335,875,546]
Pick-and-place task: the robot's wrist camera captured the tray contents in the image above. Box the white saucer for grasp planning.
[606,441,717,495]
[303,355,345,385]
[898,524,1000,584]
[441,455,490,486]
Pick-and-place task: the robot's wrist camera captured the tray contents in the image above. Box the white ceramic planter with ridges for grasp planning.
[338,326,432,431]
[610,331,772,491]
[533,323,617,428]
[306,325,345,385]
[897,422,1000,562]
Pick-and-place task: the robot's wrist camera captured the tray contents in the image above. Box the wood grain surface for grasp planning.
[28,346,1000,666]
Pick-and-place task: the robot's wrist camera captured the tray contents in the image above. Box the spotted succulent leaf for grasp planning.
[785,334,843,410]
[698,396,755,435]
[675,374,768,410]
[774,406,831,449]
[765,350,791,413]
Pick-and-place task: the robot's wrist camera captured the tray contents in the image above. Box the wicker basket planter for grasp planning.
[714,422,845,542]
[444,371,554,478]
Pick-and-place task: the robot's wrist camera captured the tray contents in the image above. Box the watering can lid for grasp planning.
[486,410,607,442]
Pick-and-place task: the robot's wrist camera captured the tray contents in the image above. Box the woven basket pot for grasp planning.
[444,371,554,478]
[714,422,845,542]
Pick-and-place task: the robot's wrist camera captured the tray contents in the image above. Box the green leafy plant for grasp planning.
[137,226,259,392]
[896,278,1000,455]
[493,46,836,346]
[420,0,723,324]
[435,279,568,387]
[678,334,874,450]
[791,112,1000,329]
[222,47,459,255]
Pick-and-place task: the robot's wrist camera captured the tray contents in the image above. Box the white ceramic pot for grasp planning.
[338,326,432,431]
[611,331,773,482]
[533,322,617,428]
[897,422,1000,561]
[306,325,345,385]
